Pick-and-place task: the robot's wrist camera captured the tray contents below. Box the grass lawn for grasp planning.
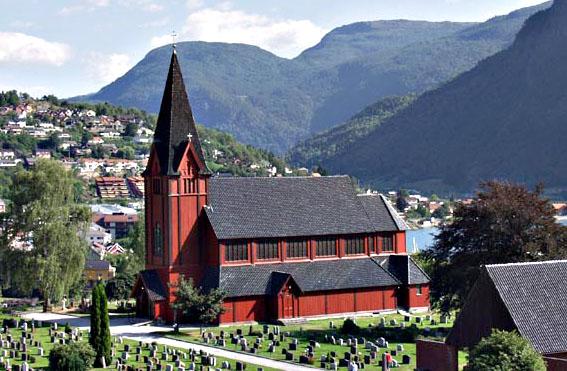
[166,312,469,370]
[0,314,276,370]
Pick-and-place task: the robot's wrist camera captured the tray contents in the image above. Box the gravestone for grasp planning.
[402,355,411,364]
[396,344,404,352]
[348,361,358,371]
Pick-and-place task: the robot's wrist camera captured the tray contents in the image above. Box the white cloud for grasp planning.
[85,52,133,85]
[186,0,203,10]
[0,32,71,66]
[151,7,327,58]
[60,0,110,14]
[143,3,163,12]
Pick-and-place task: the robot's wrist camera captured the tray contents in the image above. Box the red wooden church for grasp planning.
[133,50,430,324]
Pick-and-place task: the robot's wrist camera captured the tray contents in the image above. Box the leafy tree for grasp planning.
[0,160,90,310]
[398,189,410,198]
[432,203,451,219]
[49,342,96,371]
[41,132,61,151]
[81,130,93,147]
[425,181,567,312]
[340,318,360,334]
[123,122,138,137]
[170,276,226,325]
[465,330,545,371]
[396,196,409,212]
[116,146,135,160]
[105,252,143,302]
[90,282,111,367]
[0,90,20,106]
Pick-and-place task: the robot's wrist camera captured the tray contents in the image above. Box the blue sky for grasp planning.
[0,0,547,98]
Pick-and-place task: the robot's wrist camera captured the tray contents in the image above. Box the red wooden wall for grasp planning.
[408,285,430,309]
[219,287,400,324]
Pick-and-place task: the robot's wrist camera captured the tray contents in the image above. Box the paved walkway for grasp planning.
[21,312,313,371]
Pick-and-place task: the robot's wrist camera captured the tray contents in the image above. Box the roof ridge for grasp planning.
[408,255,431,282]
[486,259,567,268]
[380,194,408,231]
[370,256,403,285]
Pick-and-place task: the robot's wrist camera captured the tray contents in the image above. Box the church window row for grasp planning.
[223,233,398,263]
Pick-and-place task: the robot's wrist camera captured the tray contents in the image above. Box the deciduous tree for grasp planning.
[0,159,90,310]
[425,181,567,312]
[465,330,545,371]
[170,276,226,326]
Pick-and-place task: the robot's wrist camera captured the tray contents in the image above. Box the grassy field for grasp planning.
[0,314,276,370]
[166,312,469,370]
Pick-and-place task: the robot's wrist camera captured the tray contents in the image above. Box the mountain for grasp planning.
[74,3,549,153]
[288,95,416,168]
[307,0,567,195]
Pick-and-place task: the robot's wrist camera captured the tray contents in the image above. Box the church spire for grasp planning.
[152,49,207,176]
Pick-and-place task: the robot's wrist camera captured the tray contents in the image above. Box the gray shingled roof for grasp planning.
[359,194,407,231]
[205,176,404,240]
[374,255,430,285]
[85,259,111,270]
[213,258,401,298]
[139,270,167,302]
[486,260,567,354]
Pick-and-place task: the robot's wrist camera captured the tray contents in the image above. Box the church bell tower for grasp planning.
[143,48,211,311]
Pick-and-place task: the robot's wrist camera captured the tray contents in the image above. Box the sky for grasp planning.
[0,0,548,98]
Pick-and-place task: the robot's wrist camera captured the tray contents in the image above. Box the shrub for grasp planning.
[341,318,360,335]
[48,342,95,371]
[465,330,545,371]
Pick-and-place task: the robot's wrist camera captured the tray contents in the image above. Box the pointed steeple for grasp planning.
[152,49,207,176]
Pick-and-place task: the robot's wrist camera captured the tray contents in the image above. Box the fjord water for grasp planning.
[406,219,567,253]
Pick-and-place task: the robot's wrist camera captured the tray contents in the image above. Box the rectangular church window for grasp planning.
[286,239,308,259]
[256,239,279,260]
[345,236,365,255]
[315,237,337,257]
[225,240,248,262]
[382,234,395,252]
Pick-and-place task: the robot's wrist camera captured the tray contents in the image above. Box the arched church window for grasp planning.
[154,224,163,256]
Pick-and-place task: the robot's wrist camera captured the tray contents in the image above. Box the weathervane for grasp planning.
[171,30,178,51]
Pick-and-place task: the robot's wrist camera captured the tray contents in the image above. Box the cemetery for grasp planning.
[166,312,468,370]
[0,314,275,371]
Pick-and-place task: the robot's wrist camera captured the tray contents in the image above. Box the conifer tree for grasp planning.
[90,282,111,367]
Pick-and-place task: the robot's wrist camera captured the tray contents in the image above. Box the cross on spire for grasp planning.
[171,30,178,50]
